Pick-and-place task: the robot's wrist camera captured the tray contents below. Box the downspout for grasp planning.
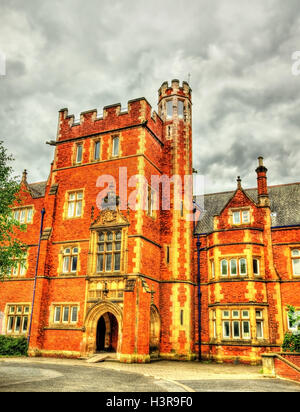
[196,234,202,361]
[27,208,45,347]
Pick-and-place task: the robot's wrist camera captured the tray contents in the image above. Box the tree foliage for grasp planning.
[0,140,27,280]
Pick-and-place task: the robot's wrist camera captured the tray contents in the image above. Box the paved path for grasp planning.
[0,357,299,392]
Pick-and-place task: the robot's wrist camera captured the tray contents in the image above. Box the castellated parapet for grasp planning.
[57,97,163,142]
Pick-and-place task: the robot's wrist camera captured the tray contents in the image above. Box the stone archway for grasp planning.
[149,305,161,355]
[81,301,123,358]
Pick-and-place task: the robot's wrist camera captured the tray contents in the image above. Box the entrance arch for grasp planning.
[82,301,122,358]
[96,312,118,352]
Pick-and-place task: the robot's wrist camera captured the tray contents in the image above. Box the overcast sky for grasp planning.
[0,0,300,194]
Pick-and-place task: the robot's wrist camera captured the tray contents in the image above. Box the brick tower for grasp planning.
[157,80,195,359]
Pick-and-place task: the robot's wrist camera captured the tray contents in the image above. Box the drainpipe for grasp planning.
[196,234,202,361]
[27,208,45,347]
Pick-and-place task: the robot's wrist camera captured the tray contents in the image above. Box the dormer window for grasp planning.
[232,209,250,225]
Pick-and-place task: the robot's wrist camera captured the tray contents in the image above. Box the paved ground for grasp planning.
[0,357,300,392]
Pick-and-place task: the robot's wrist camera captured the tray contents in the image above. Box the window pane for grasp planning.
[63,256,70,273]
[242,310,249,319]
[222,310,230,318]
[68,201,75,217]
[223,321,230,338]
[232,310,239,318]
[240,258,247,276]
[94,141,100,160]
[76,200,82,217]
[114,253,121,271]
[99,233,105,241]
[233,211,240,224]
[293,259,300,275]
[116,231,122,240]
[63,306,69,322]
[20,209,26,223]
[112,137,119,156]
[98,244,104,252]
[230,259,237,276]
[115,242,121,251]
[166,100,173,118]
[9,306,15,314]
[77,192,83,200]
[14,210,20,221]
[15,316,21,332]
[24,306,30,314]
[233,321,240,338]
[178,100,184,118]
[256,321,263,338]
[221,260,228,276]
[106,243,112,252]
[27,208,33,222]
[71,307,78,323]
[253,259,259,275]
[7,317,14,332]
[97,255,104,272]
[107,232,113,241]
[54,307,61,322]
[242,210,250,223]
[76,145,83,163]
[71,256,78,272]
[17,306,22,314]
[292,249,300,257]
[106,254,112,271]
[22,316,28,333]
[243,321,250,338]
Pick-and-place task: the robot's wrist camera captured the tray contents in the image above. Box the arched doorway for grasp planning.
[96,312,118,353]
[82,301,123,358]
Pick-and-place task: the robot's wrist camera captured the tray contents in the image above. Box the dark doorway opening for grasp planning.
[96,316,106,351]
[96,312,118,353]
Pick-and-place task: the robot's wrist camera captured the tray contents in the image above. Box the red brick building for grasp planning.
[1,80,299,364]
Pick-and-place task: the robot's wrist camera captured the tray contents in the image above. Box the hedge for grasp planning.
[0,336,28,356]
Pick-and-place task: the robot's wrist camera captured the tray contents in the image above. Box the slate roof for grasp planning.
[28,181,47,198]
[195,182,300,234]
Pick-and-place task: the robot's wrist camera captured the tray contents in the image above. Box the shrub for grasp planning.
[282,333,300,353]
[0,336,28,356]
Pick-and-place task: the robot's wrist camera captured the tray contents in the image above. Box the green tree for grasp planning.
[0,140,27,280]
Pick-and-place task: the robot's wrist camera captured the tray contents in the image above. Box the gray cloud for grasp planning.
[0,0,299,192]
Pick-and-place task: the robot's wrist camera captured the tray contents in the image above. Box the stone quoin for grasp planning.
[1,80,299,364]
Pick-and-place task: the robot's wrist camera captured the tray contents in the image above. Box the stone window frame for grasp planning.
[50,303,80,326]
[63,189,85,220]
[219,256,249,279]
[96,230,122,274]
[73,141,83,165]
[230,207,251,226]
[291,248,300,277]
[8,252,28,278]
[12,205,34,224]
[90,137,101,162]
[210,307,267,343]
[111,135,120,158]
[6,303,30,336]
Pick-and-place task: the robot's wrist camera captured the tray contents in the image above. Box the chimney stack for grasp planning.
[255,157,269,206]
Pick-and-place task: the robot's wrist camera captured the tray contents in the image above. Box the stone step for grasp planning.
[86,354,111,363]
